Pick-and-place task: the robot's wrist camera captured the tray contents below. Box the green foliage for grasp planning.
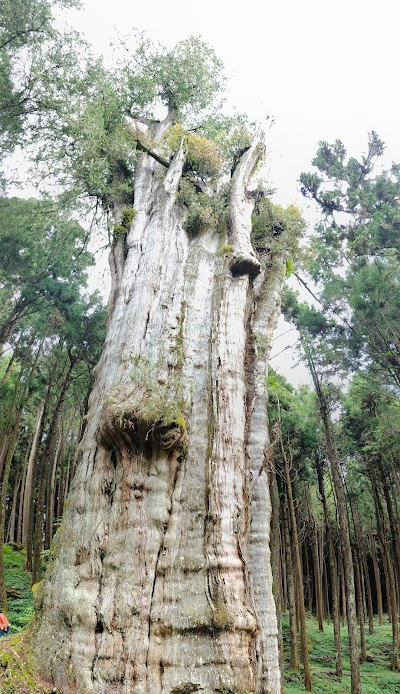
[251,198,305,268]
[286,257,295,276]
[197,112,254,173]
[219,244,233,256]
[113,207,136,238]
[299,133,400,386]
[47,64,137,207]
[2,545,34,633]
[177,179,229,235]
[116,33,226,124]
[163,123,222,182]
[268,368,320,479]
[0,0,83,173]
[0,196,103,348]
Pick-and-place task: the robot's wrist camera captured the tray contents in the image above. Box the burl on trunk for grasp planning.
[32,121,287,694]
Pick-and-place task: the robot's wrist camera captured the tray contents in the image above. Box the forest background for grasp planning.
[0,0,400,693]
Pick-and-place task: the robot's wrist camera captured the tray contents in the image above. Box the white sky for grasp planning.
[61,0,400,385]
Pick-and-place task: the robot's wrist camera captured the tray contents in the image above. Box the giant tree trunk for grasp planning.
[32,123,288,693]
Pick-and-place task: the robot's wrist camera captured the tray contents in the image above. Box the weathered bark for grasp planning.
[269,468,284,691]
[32,125,290,693]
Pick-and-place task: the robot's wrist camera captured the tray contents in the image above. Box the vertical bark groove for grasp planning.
[32,130,285,693]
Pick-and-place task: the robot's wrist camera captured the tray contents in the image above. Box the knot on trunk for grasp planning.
[97,382,188,456]
[230,252,261,279]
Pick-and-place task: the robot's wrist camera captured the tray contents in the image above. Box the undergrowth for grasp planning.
[283,613,400,693]
[3,544,34,633]
[1,546,399,693]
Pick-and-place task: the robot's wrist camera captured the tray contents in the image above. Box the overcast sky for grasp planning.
[62,0,400,385]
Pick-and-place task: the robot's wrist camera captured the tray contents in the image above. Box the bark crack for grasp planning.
[145,451,183,673]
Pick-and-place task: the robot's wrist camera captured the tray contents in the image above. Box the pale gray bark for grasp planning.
[32,124,290,693]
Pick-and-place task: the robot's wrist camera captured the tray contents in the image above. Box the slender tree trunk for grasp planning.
[283,509,299,671]
[381,474,400,592]
[368,530,383,625]
[281,451,311,690]
[316,457,342,677]
[363,556,374,636]
[307,486,324,631]
[338,552,347,626]
[0,407,23,609]
[6,470,21,543]
[0,439,8,482]
[304,541,313,613]
[349,501,369,657]
[46,432,63,549]
[32,364,73,584]
[372,481,399,670]
[22,403,44,544]
[305,345,361,694]
[16,463,27,545]
[353,547,367,662]
[33,127,292,693]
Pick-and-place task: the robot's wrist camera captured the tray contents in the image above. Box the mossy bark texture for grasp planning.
[32,118,287,693]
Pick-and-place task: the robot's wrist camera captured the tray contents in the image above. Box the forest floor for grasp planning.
[0,545,399,693]
[283,614,400,693]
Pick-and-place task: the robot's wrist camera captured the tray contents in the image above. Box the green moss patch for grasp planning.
[0,631,57,693]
